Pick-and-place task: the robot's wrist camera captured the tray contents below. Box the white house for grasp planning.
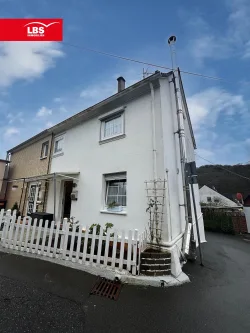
[45,71,205,273]
[200,185,240,208]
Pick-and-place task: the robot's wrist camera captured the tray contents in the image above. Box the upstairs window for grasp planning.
[53,135,64,156]
[100,112,125,141]
[40,141,49,159]
[207,197,212,202]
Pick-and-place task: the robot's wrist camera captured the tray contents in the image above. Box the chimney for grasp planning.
[117,76,125,92]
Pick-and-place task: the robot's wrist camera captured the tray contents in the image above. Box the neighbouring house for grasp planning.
[5,132,53,215]
[200,185,241,208]
[0,159,10,209]
[3,71,205,275]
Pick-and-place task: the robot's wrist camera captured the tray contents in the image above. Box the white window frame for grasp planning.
[40,141,49,159]
[103,173,127,213]
[53,134,65,157]
[100,110,125,142]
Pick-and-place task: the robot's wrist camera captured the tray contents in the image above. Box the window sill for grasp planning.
[40,156,47,160]
[100,209,127,216]
[99,134,126,145]
[53,152,64,158]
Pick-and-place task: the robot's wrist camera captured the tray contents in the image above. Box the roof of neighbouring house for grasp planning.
[8,70,196,153]
[200,185,241,208]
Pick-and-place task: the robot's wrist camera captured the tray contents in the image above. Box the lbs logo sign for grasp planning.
[0,19,63,41]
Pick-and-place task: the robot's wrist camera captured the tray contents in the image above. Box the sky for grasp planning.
[0,0,250,166]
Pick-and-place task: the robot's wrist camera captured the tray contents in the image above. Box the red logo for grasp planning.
[0,19,63,41]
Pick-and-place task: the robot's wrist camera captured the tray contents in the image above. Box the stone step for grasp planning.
[140,269,171,276]
[140,263,171,271]
[141,252,171,259]
[140,258,171,265]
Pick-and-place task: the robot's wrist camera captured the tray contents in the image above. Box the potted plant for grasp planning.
[107,201,122,212]
[11,202,21,218]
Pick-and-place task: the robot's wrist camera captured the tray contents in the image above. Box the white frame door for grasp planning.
[26,183,39,215]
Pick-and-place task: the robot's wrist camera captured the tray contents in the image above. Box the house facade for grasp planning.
[5,132,53,215]
[44,72,205,250]
[3,71,205,275]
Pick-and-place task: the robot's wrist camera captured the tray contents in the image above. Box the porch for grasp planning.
[5,172,80,221]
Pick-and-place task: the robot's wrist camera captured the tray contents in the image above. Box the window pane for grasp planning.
[107,195,117,205]
[104,116,122,138]
[55,138,63,153]
[106,178,127,206]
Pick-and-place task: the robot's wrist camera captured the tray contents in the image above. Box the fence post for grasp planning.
[2,210,11,247]
[2,209,11,247]
[60,218,68,257]
[132,229,138,275]
[119,230,125,271]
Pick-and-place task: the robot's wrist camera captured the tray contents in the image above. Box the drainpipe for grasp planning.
[171,70,188,231]
[149,82,157,180]
[43,133,54,212]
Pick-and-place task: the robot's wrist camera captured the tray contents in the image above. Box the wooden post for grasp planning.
[132,229,138,275]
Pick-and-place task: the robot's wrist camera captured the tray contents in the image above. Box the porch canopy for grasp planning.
[4,172,80,220]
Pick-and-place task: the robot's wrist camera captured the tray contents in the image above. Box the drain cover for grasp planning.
[90,277,122,300]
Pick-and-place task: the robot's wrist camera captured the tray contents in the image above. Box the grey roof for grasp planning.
[8,70,196,152]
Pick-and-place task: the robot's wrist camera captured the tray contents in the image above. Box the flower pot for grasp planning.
[107,206,122,212]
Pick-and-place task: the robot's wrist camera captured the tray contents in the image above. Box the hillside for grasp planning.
[197,164,250,199]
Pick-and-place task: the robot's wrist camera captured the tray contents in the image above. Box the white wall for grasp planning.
[47,77,202,247]
[200,185,239,207]
[47,92,166,236]
[159,77,184,241]
[243,207,250,233]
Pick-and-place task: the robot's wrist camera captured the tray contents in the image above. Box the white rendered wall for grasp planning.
[47,92,166,236]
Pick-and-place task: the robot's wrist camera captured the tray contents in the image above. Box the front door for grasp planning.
[27,183,38,214]
[62,181,73,219]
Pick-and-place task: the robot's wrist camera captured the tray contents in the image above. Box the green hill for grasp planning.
[197,164,250,199]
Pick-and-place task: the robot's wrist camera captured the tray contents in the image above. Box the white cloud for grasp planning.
[45,121,54,128]
[187,87,246,129]
[36,106,52,117]
[185,0,250,63]
[0,42,63,87]
[6,112,24,124]
[54,97,62,103]
[79,69,140,108]
[4,127,20,138]
[59,106,67,113]
[80,84,116,101]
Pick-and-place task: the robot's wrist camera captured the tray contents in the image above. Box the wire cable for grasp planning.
[60,41,173,71]
[195,154,250,181]
[59,41,225,82]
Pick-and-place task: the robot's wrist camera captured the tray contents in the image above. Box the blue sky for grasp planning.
[0,0,250,166]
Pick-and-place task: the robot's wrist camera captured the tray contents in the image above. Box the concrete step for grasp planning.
[140,269,171,276]
[140,258,171,265]
[141,252,171,259]
[140,263,171,271]
[140,250,172,276]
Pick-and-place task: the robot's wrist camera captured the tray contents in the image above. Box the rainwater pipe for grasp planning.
[168,36,189,236]
[149,81,173,244]
[149,82,157,181]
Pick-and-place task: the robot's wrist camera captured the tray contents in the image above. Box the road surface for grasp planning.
[0,232,249,332]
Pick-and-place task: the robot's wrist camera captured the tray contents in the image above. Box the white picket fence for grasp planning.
[0,210,148,275]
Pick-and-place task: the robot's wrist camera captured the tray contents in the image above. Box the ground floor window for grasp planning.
[105,173,127,208]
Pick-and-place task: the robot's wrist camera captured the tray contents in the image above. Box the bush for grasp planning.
[203,208,235,234]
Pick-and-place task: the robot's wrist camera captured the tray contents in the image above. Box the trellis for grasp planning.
[145,179,166,245]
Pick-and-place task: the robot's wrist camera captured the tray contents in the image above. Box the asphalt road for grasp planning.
[0,232,249,332]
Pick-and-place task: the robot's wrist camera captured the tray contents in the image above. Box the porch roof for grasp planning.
[3,172,80,183]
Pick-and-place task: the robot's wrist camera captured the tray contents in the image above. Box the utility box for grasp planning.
[71,191,78,201]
